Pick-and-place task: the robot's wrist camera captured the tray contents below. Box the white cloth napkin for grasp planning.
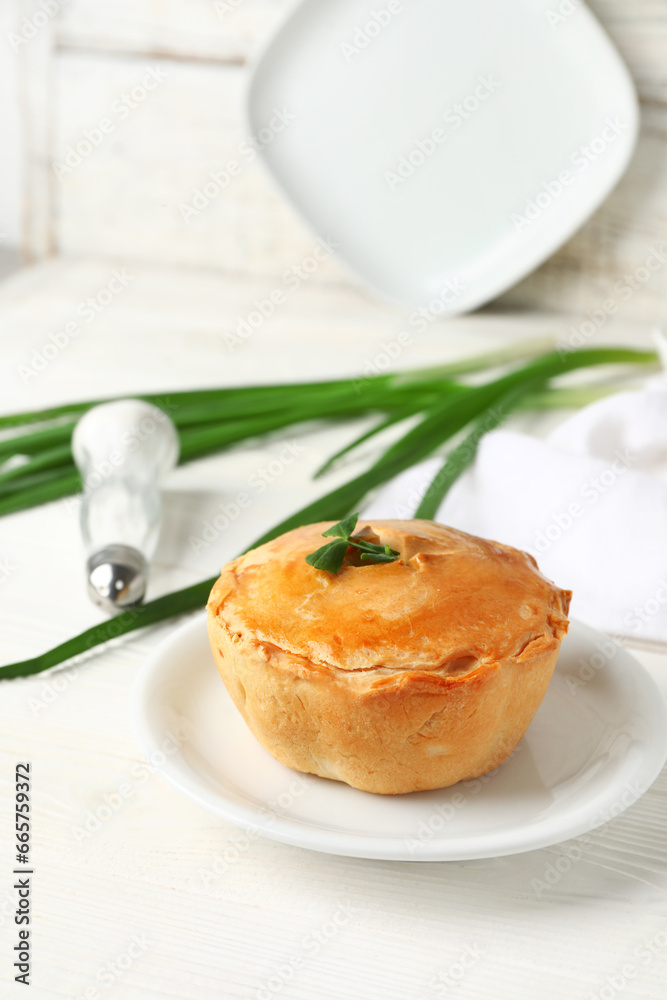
[364,387,667,642]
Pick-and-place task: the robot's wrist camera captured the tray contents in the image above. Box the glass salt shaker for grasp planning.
[72,399,179,614]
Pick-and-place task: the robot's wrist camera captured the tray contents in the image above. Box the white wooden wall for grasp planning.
[17,0,667,320]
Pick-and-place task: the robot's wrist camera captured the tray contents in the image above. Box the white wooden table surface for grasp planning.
[5,0,667,993]
[1,258,667,1000]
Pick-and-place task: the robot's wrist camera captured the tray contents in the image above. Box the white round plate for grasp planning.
[247,0,638,312]
[131,614,667,861]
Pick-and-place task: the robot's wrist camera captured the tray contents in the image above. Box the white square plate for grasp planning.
[248,0,638,312]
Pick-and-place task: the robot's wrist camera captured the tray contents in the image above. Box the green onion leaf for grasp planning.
[304,539,350,574]
[322,513,359,539]
[0,344,659,677]
[415,382,535,519]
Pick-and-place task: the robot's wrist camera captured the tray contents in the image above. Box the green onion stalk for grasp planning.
[0,344,657,678]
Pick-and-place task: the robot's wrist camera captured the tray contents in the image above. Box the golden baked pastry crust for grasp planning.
[207,519,571,794]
